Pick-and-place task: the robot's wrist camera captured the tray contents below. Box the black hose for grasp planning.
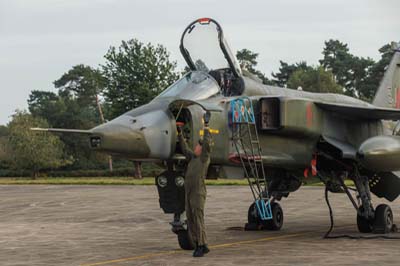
[324,185,400,240]
[323,186,334,238]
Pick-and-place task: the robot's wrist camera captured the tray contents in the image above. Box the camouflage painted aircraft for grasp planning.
[33,18,400,249]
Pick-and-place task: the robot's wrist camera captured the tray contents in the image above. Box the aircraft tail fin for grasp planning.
[372,42,400,109]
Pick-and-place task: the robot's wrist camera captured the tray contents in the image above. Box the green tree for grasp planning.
[102,39,179,118]
[272,61,311,87]
[236,49,273,85]
[7,111,69,177]
[0,125,9,167]
[319,39,375,98]
[55,64,106,107]
[319,40,351,84]
[349,56,375,99]
[0,125,8,137]
[28,91,62,126]
[28,65,108,170]
[28,65,105,129]
[287,66,343,93]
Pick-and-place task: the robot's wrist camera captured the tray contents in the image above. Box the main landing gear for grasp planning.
[356,204,394,234]
[333,169,395,234]
[353,172,395,234]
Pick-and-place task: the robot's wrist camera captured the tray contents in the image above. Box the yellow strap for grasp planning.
[199,129,219,136]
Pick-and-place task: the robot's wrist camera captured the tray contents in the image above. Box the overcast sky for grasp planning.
[0,0,399,125]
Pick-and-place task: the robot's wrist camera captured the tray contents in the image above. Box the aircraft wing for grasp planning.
[169,99,223,112]
[315,102,400,120]
[31,128,92,134]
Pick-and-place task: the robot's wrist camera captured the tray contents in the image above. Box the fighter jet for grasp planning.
[33,18,400,249]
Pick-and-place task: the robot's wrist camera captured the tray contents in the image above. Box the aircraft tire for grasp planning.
[357,207,373,233]
[373,204,393,234]
[264,202,284,230]
[247,202,259,224]
[177,230,195,250]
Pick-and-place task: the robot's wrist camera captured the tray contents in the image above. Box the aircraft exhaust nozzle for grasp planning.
[357,135,400,172]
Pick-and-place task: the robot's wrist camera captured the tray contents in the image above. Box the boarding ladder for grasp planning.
[230,97,272,220]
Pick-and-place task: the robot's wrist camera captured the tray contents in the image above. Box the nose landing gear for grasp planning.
[177,229,194,250]
[156,169,195,250]
[246,201,284,231]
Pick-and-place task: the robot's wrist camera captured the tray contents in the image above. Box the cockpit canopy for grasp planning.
[180,18,242,77]
[156,18,247,102]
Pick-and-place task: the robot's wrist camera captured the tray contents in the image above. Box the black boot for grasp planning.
[202,244,210,254]
[193,244,204,257]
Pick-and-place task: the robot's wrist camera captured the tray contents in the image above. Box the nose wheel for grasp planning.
[246,201,284,231]
[177,230,195,250]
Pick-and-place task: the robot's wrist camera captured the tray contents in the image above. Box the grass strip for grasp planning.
[0,177,354,186]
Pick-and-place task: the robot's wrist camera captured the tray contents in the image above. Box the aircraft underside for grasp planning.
[156,94,400,249]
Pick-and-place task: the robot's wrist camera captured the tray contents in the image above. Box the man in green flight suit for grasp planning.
[177,111,212,257]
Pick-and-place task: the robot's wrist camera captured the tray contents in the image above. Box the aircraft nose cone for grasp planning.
[91,110,175,159]
[91,122,150,157]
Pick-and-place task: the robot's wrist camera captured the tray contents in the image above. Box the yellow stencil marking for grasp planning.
[199,129,220,136]
[80,231,310,266]
[80,223,355,266]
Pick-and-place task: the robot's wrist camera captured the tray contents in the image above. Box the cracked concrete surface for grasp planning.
[0,185,399,266]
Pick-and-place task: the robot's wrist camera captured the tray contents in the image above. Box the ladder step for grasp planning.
[250,180,265,185]
[233,122,256,125]
[248,177,266,182]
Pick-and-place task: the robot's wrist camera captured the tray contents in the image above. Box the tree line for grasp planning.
[237,40,393,100]
[0,38,394,177]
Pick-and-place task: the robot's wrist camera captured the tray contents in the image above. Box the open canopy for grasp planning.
[180,18,242,77]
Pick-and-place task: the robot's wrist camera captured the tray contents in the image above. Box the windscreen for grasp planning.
[181,19,230,72]
[156,72,220,100]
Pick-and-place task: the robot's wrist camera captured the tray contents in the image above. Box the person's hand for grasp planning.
[176,122,184,134]
[203,111,211,125]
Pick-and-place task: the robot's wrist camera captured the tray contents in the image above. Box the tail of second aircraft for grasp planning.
[372,42,400,109]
